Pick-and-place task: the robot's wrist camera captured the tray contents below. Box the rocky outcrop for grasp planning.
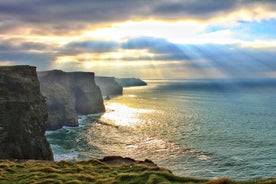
[100,156,157,167]
[38,70,105,130]
[0,65,53,160]
[115,78,147,87]
[95,77,123,96]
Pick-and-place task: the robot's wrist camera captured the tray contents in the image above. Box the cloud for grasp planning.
[0,0,150,34]
[0,39,55,69]
[1,34,275,78]
[54,36,276,78]
[0,40,50,52]
[0,0,276,78]
[121,37,276,77]
[121,37,190,60]
[0,52,55,69]
[3,0,274,23]
[59,40,120,55]
[153,0,237,18]
[1,0,276,36]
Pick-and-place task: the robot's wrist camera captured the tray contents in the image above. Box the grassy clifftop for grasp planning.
[0,157,275,184]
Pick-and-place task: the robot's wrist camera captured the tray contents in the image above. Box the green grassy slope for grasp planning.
[0,159,275,184]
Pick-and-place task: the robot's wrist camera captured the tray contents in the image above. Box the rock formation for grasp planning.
[38,70,78,130]
[68,72,105,115]
[100,156,157,167]
[0,65,53,160]
[115,78,147,87]
[38,70,105,130]
[95,77,123,96]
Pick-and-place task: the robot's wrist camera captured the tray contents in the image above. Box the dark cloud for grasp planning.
[0,39,55,69]
[1,0,276,34]
[0,52,55,70]
[153,0,237,18]
[59,40,120,55]
[0,1,35,15]
[0,40,51,52]
[0,0,149,25]
[1,0,275,78]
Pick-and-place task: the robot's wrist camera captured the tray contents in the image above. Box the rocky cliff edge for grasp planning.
[38,70,105,130]
[0,65,53,160]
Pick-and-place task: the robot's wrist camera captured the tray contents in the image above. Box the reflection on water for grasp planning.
[47,80,276,180]
[85,102,184,162]
[100,103,153,126]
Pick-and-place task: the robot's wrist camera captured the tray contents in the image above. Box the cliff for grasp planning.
[95,76,123,96]
[67,72,105,114]
[38,70,78,130]
[0,65,53,160]
[38,70,105,130]
[115,78,147,87]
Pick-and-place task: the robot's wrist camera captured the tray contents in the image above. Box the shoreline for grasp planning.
[45,87,276,181]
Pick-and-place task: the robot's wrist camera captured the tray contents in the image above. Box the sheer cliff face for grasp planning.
[95,77,123,96]
[68,72,105,115]
[38,70,78,130]
[0,65,53,160]
[38,70,105,130]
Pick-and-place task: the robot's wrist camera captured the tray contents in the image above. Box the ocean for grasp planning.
[46,79,276,180]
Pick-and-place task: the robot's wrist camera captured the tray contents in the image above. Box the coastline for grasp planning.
[46,82,276,181]
[1,65,275,182]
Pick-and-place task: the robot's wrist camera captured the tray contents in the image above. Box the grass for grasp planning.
[0,159,275,184]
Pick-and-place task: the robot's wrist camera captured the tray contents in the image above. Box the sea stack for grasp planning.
[0,65,53,160]
[38,70,105,130]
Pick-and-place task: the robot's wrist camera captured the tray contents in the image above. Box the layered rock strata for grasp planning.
[0,65,53,160]
[38,70,105,130]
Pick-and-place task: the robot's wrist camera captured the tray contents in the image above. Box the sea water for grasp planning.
[46,79,276,180]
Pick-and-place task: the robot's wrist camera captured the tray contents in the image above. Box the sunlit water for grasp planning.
[46,79,276,180]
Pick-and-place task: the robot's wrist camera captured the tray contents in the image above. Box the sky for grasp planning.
[0,0,276,79]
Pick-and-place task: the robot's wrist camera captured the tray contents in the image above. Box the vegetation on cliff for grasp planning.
[0,157,275,184]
